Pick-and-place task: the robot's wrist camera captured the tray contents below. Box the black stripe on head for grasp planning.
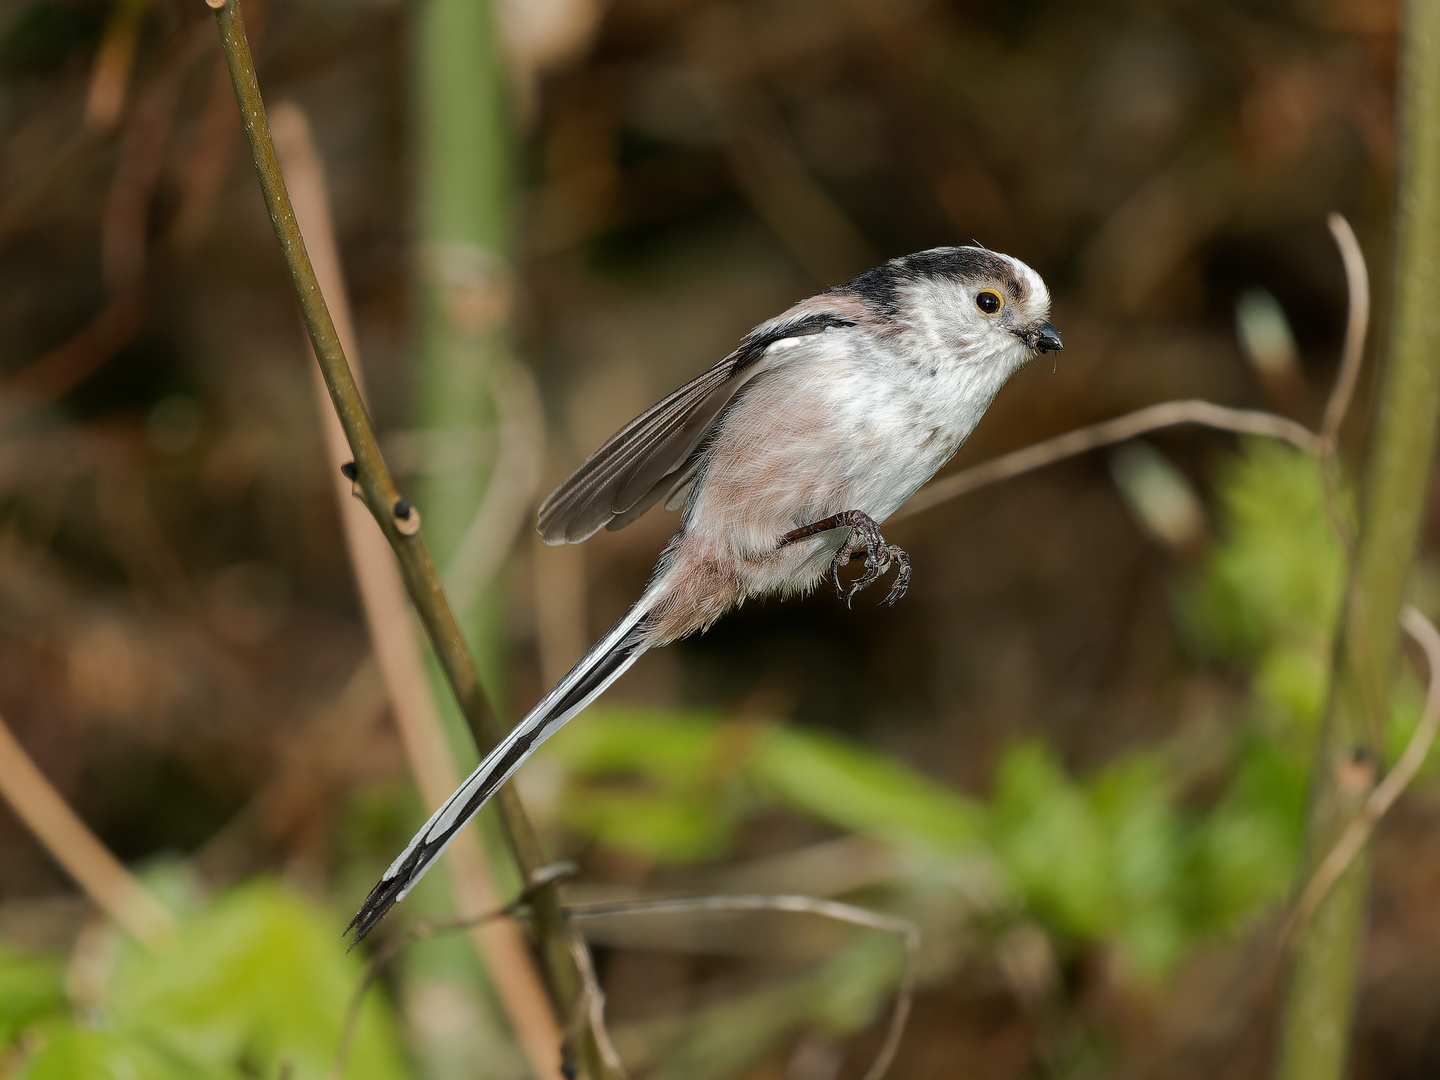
[831,247,1026,315]
[831,264,901,315]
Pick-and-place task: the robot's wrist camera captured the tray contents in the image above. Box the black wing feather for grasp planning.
[536,312,854,544]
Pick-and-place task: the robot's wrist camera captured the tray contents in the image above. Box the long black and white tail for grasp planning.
[346,588,658,944]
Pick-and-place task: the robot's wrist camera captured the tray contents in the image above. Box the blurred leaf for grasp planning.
[541,705,727,782]
[106,881,408,1080]
[0,945,65,1048]
[18,1023,227,1080]
[1186,737,1303,930]
[1178,440,1346,672]
[542,706,758,861]
[988,742,1115,940]
[751,725,985,852]
[544,706,988,859]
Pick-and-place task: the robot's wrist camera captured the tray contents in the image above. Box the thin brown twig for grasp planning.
[173,0,267,256]
[0,709,176,946]
[1320,214,1371,446]
[567,931,630,1079]
[1313,214,1370,554]
[895,400,1319,521]
[567,895,922,1080]
[1282,606,1440,948]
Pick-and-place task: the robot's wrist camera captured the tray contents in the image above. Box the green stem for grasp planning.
[413,0,511,697]
[210,2,598,1072]
[1274,4,1440,1078]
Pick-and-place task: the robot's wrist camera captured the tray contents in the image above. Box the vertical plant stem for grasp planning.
[1274,5,1440,1078]
[210,4,608,1075]
[404,0,611,1072]
[414,0,512,695]
[271,102,564,1079]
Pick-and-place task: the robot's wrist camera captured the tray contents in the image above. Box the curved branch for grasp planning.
[895,400,1319,521]
[568,894,921,1080]
[1321,213,1371,445]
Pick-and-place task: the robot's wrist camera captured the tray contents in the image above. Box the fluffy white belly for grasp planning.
[679,341,1009,601]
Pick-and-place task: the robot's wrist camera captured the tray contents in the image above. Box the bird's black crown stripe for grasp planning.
[832,247,1021,315]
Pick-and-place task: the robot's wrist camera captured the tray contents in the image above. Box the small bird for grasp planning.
[348,246,1061,941]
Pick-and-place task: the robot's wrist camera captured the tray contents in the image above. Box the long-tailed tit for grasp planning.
[348,246,1061,941]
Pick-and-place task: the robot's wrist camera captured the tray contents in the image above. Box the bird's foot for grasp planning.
[778,510,910,608]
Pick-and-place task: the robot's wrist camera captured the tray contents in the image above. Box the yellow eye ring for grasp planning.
[975,290,1003,315]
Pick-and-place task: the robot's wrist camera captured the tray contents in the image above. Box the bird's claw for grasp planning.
[780,509,911,608]
[823,513,908,608]
[878,549,911,607]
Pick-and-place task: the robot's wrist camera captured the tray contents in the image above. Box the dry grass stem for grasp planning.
[568,931,631,1079]
[567,894,922,1080]
[1283,606,1440,947]
[271,101,564,1079]
[84,0,148,133]
[0,711,176,947]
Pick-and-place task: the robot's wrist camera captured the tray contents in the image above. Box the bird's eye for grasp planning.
[975,290,1003,315]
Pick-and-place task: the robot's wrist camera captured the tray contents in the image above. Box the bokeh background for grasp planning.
[0,0,1432,1077]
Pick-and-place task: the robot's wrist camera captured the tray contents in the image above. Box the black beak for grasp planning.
[1030,320,1063,354]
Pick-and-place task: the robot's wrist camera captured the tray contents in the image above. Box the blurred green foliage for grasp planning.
[0,946,64,1049]
[1178,440,1349,723]
[2,882,409,1080]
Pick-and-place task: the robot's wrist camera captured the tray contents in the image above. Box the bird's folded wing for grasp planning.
[536,310,856,544]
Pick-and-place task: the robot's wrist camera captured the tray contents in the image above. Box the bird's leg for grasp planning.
[777,510,911,608]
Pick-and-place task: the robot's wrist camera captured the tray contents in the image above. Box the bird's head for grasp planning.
[843,246,1062,369]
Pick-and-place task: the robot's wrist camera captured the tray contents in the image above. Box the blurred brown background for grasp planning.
[1,0,1432,1077]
